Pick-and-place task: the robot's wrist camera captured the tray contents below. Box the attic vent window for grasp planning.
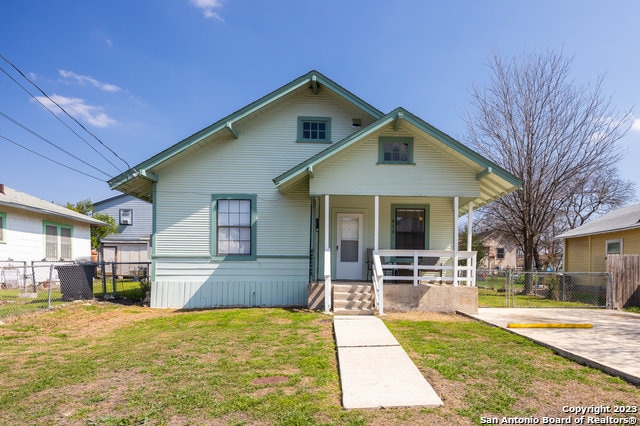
[297,117,331,143]
[378,136,414,165]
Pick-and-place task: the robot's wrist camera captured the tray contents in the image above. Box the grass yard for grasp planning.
[0,303,637,425]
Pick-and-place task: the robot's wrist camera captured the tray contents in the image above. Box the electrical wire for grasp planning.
[0,133,106,182]
[0,53,131,170]
[0,111,113,178]
[0,63,124,173]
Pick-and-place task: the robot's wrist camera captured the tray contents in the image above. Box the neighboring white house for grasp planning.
[109,70,520,312]
[93,194,152,263]
[0,184,105,262]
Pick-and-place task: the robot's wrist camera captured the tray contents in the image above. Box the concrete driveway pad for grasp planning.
[469,308,640,385]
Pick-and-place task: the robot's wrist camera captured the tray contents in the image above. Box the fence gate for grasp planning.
[476,269,610,308]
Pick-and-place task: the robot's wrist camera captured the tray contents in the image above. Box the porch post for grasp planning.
[453,196,459,286]
[324,195,332,313]
[467,201,474,286]
[374,196,379,251]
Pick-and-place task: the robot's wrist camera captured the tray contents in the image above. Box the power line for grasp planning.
[0,111,113,178]
[0,63,125,173]
[0,52,131,170]
[0,133,106,182]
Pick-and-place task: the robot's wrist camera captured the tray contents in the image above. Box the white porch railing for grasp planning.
[372,249,477,315]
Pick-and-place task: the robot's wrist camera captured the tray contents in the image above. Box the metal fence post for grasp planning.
[606,272,613,309]
[101,262,107,297]
[47,264,53,309]
[111,262,117,296]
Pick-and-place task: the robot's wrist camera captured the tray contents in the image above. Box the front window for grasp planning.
[298,117,331,143]
[44,222,73,260]
[213,194,257,260]
[395,208,426,249]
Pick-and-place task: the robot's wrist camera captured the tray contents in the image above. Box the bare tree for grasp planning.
[466,50,634,291]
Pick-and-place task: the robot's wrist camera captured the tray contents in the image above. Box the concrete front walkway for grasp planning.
[333,315,443,409]
[468,308,640,385]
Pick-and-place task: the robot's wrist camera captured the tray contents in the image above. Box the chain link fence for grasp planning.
[0,260,151,320]
[476,269,611,308]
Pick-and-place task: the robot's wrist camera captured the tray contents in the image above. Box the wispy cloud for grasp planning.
[632,118,640,133]
[190,0,224,21]
[35,94,117,128]
[59,70,122,93]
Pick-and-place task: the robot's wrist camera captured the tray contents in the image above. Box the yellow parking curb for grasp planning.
[507,323,593,329]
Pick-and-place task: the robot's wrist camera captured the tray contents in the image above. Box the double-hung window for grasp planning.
[44,222,73,260]
[606,239,623,256]
[119,209,133,225]
[213,194,257,260]
[297,117,331,143]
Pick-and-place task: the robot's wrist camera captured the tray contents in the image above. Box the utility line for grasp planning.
[0,64,124,173]
[0,52,131,170]
[0,111,113,178]
[0,133,106,182]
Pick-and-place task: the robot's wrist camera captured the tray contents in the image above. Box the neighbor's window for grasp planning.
[213,195,257,260]
[44,222,73,260]
[119,208,133,225]
[606,239,623,256]
[0,212,6,243]
[496,247,505,259]
[379,137,414,164]
[298,117,331,143]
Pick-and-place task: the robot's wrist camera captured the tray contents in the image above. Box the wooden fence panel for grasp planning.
[607,254,640,309]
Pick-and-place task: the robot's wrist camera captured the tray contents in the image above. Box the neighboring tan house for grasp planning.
[0,184,105,263]
[558,204,640,273]
[108,70,520,311]
[477,231,518,270]
[93,194,152,263]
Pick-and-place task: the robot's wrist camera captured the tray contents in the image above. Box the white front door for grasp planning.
[336,213,363,280]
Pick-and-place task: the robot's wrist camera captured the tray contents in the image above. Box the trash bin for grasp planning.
[56,264,96,301]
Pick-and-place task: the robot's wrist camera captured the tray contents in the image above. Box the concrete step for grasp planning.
[334,299,374,310]
[333,284,373,293]
[333,307,376,316]
[333,291,373,302]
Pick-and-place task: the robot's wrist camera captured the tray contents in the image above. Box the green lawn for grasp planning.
[0,304,637,425]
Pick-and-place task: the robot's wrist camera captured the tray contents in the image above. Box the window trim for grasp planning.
[390,204,430,250]
[0,211,6,243]
[119,208,133,225]
[297,116,332,143]
[211,194,257,261]
[42,221,74,260]
[378,136,415,165]
[605,238,623,256]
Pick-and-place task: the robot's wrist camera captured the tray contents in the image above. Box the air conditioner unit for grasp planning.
[121,217,131,225]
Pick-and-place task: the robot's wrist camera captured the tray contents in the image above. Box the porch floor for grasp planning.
[334,315,443,408]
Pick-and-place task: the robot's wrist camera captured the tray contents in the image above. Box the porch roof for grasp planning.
[273,108,521,213]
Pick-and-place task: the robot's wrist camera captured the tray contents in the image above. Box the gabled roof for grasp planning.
[0,185,106,226]
[108,70,384,201]
[557,204,640,239]
[273,107,522,211]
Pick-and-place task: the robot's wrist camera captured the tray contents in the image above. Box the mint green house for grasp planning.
[109,70,520,313]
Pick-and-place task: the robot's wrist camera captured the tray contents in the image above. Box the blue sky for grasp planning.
[1,0,639,205]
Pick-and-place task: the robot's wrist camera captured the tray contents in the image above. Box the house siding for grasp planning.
[93,195,152,240]
[310,126,480,197]
[565,229,640,272]
[151,89,370,307]
[0,206,92,262]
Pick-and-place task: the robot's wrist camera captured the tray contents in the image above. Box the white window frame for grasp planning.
[605,238,623,256]
[119,208,133,225]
